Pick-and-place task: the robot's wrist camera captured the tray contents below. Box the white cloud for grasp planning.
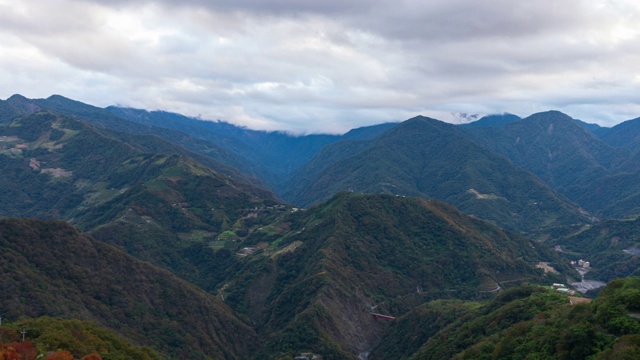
[2,0,640,132]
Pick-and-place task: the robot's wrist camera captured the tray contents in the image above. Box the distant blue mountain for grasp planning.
[107,107,396,192]
[599,116,640,150]
[576,119,611,137]
[461,113,521,127]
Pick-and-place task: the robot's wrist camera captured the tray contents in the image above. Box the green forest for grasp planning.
[1,96,640,359]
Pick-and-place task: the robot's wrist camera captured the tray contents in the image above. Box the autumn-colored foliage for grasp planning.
[45,350,74,360]
[7,342,36,360]
[0,340,104,360]
[1,341,37,360]
[0,345,21,360]
[81,354,103,360]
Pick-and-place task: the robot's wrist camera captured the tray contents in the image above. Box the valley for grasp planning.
[1,95,639,359]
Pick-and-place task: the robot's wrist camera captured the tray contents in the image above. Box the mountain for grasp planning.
[2,317,161,359]
[371,284,568,359]
[2,95,395,194]
[5,93,640,358]
[0,218,259,359]
[555,217,640,282]
[0,94,267,184]
[220,192,571,358]
[107,107,395,192]
[600,116,640,150]
[0,110,283,289]
[577,119,609,136]
[0,109,277,219]
[564,169,640,219]
[339,122,398,140]
[107,106,340,188]
[368,299,476,360]
[22,94,640,222]
[462,111,640,219]
[461,113,521,128]
[0,94,42,122]
[284,115,588,234]
[464,111,628,192]
[372,278,640,359]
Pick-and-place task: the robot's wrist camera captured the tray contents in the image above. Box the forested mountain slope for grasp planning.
[464,111,640,219]
[107,106,396,192]
[600,116,640,151]
[461,113,521,128]
[108,106,343,189]
[1,317,161,359]
[219,192,571,358]
[372,278,640,359]
[555,216,640,282]
[464,111,627,191]
[284,116,588,234]
[0,110,283,288]
[2,95,396,194]
[0,94,263,184]
[0,218,259,359]
[3,94,640,359]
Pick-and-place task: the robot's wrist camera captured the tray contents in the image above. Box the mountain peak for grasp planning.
[523,110,575,123]
[400,115,455,130]
[6,93,29,102]
[5,93,41,115]
[46,94,72,101]
[511,110,591,136]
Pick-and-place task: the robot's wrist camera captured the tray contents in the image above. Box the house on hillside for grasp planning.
[557,288,576,295]
[552,283,576,295]
[295,353,320,360]
[237,247,257,257]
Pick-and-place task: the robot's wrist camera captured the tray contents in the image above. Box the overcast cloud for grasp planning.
[1,0,640,133]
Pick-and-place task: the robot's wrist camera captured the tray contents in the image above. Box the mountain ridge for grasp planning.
[0,218,259,359]
[221,192,571,357]
[284,115,589,234]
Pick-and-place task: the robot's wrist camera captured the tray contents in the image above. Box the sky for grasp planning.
[1,0,640,134]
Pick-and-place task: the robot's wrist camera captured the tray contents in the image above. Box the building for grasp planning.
[557,288,576,295]
[294,353,319,360]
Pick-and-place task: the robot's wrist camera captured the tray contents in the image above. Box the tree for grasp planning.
[81,354,103,360]
[0,345,22,360]
[8,341,37,360]
[45,350,74,360]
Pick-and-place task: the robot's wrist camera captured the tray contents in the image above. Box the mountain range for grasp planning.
[0,218,258,359]
[462,111,640,219]
[283,115,588,235]
[2,94,640,358]
[371,278,640,359]
[221,192,568,357]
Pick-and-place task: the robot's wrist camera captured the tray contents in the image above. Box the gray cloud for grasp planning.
[1,0,640,132]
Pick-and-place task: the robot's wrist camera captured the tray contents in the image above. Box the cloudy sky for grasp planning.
[1,0,640,133]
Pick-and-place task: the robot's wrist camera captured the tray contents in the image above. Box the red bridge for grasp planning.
[370,312,395,321]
